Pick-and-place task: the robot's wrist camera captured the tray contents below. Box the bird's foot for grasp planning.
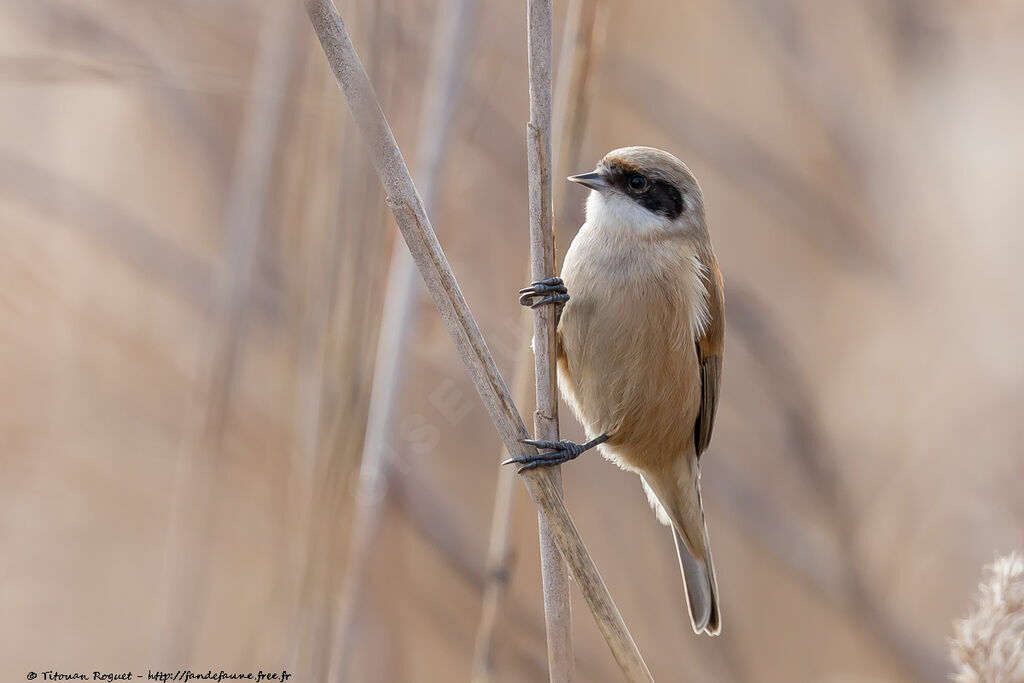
[503,434,609,472]
[518,276,569,310]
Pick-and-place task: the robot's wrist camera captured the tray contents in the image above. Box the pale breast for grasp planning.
[558,225,708,471]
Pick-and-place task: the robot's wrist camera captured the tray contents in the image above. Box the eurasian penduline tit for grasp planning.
[510,146,725,635]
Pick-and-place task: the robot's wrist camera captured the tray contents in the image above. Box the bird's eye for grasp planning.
[628,174,648,192]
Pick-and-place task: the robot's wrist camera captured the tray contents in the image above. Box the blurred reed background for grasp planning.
[2,0,1024,681]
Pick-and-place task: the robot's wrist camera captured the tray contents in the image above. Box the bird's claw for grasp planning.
[502,435,608,473]
[518,276,569,309]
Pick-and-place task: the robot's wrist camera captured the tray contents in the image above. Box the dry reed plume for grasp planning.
[951,553,1024,683]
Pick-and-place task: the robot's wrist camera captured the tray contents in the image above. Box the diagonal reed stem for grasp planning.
[302,1,653,680]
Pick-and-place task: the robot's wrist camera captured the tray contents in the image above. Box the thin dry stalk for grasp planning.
[292,0,395,675]
[303,1,652,680]
[328,0,477,678]
[472,3,606,679]
[551,0,607,225]
[152,0,300,665]
[525,1,574,679]
[277,38,354,677]
[470,430,521,682]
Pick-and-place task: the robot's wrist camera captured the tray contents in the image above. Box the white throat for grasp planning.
[585,190,672,236]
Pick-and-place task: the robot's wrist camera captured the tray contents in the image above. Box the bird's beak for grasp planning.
[567,171,607,192]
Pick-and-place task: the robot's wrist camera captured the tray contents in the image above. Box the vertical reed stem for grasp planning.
[525,0,574,680]
[472,2,607,678]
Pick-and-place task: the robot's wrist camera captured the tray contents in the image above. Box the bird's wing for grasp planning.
[694,251,725,458]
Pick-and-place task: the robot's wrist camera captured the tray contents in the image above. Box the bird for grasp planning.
[508,146,724,635]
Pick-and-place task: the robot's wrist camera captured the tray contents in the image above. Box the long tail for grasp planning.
[642,455,721,636]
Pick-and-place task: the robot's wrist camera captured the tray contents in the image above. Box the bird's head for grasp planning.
[569,146,706,235]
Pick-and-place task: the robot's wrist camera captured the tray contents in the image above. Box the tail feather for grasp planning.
[642,459,721,636]
[673,528,720,635]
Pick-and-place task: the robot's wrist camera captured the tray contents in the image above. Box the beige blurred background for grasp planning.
[2,0,1024,681]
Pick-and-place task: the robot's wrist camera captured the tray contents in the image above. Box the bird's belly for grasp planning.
[557,269,702,472]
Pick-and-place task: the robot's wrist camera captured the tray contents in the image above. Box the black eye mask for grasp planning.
[635,179,684,220]
[603,164,685,220]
